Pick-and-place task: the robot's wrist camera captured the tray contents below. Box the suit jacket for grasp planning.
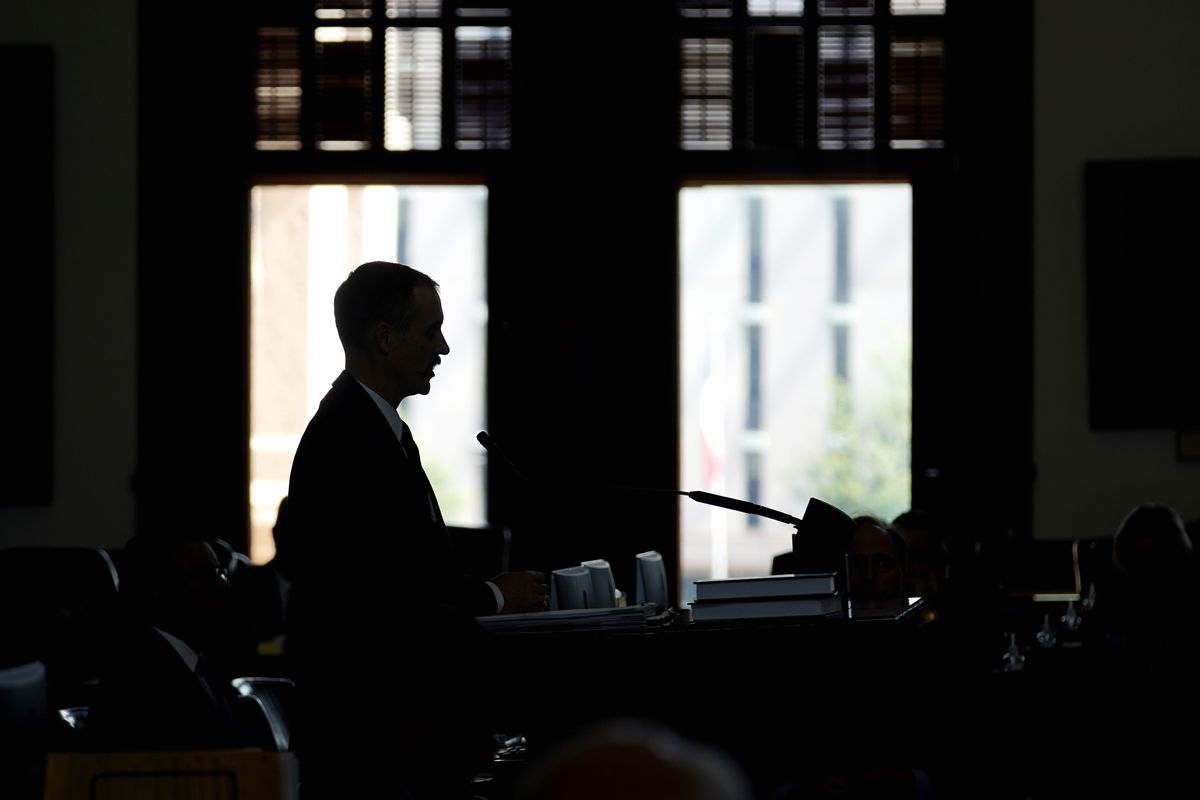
[287,370,495,638]
[84,622,258,752]
[284,371,497,796]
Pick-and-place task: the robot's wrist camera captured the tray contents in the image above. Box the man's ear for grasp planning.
[371,321,393,355]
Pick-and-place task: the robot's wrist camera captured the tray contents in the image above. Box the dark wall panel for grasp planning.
[0,45,54,506]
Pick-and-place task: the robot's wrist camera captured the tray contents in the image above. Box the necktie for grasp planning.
[401,424,443,525]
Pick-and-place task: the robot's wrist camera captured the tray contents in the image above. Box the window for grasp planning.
[242,2,954,573]
[254,3,513,152]
[248,184,488,562]
[679,183,912,597]
[678,0,945,151]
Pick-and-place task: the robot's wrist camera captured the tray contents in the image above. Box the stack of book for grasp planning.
[688,572,843,622]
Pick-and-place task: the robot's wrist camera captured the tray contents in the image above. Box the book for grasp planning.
[693,572,838,602]
[688,593,844,622]
[475,603,664,633]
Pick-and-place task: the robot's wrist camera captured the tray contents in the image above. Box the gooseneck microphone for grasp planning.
[476,431,543,489]
[478,430,856,591]
[476,431,803,530]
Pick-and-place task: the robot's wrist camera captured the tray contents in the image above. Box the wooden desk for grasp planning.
[484,599,929,791]
[483,596,1200,797]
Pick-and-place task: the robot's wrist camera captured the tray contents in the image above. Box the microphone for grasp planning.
[686,491,802,528]
[478,430,856,588]
[476,431,542,488]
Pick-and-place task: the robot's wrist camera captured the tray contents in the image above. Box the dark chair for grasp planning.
[0,547,120,709]
[231,676,295,752]
[0,660,50,800]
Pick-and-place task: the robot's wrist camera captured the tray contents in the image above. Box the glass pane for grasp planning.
[679,0,734,19]
[249,185,488,563]
[818,25,874,150]
[747,28,804,149]
[681,37,733,150]
[255,27,302,151]
[679,184,911,598]
[314,27,374,151]
[385,27,442,150]
[316,1,373,20]
[891,0,945,15]
[819,0,874,16]
[456,6,512,17]
[455,26,512,150]
[387,0,442,17]
[748,0,804,15]
[890,34,944,149]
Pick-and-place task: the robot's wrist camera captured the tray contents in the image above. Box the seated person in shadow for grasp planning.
[1091,502,1199,660]
[268,495,295,588]
[516,717,752,800]
[224,496,294,654]
[845,515,908,604]
[891,508,948,603]
[260,495,294,642]
[84,531,263,752]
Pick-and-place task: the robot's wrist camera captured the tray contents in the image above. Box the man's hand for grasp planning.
[491,570,549,613]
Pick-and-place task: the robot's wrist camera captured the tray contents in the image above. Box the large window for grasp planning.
[248,184,488,562]
[239,1,954,571]
[679,183,911,599]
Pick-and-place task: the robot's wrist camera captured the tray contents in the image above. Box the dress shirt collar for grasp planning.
[152,627,200,673]
[356,379,407,448]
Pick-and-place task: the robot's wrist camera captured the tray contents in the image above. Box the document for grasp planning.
[688,593,844,622]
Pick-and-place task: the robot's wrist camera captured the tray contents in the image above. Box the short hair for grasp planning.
[848,515,908,567]
[333,261,439,352]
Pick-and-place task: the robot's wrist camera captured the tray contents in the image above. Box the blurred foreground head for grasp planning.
[517,718,752,800]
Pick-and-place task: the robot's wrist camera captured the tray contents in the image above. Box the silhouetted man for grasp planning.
[286,261,547,798]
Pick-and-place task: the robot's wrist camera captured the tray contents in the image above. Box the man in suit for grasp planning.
[86,532,261,752]
[286,261,548,798]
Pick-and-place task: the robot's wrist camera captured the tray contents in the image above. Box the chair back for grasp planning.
[0,660,49,799]
[0,547,120,701]
[231,677,295,752]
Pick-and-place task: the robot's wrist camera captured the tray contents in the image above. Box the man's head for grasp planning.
[334,261,449,404]
[517,718,752,800]
[119,533,236,653]
[846,516,907,601]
